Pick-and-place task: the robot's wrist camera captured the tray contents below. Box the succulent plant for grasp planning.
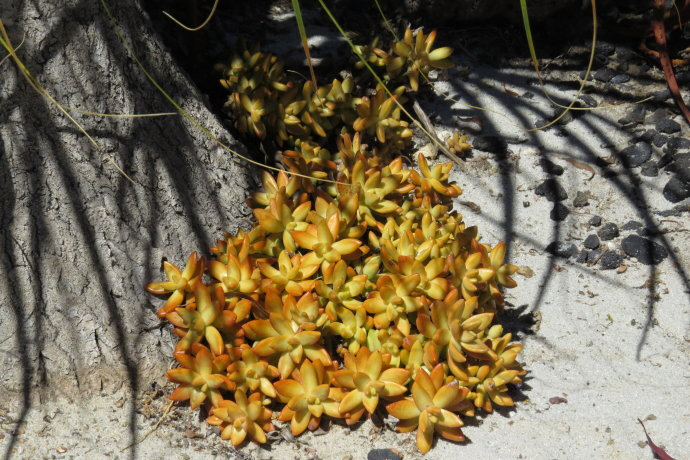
[148,30,525,455]
[206,390,274,446]
[386,364,470,453]
[275,359,342,435]
[446,129,472,157]
[332,347,410,424]
[145,252,204,317]
[167,344,231,409]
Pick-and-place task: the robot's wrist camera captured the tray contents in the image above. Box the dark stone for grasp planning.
[620,142,651,167]
[550,203,569,221]
[666,137,690,153]
[597,223,619,241]
[658,153,674,169]
[616,47,634,61]
[588,215,602,227]
[573,191,590,208]
[610,74,630,84]
[535,179,568,202]
[579,94,597,107]
[676,71,690,84]
[652,134,668,147]
[599,251,622,270]
[655,119,681,134]
[587,248,602,264]
[640,161,659,177]
[576,249,589,263]
[583,234,600,249]
[665,153,690,182]
[638,226,661,237]
[593,68,615,82]
[647,108,668,124]
[638,130,656,143]
[368,449,402,460]
[652,89,671,102]
[655,204,690,217]
[472,135,507,153]
[545,241,577,258]
[621,221,643,232]
[539,158,564,176]
[596,41,615,56]
[628,105,647,124]
[663,176,690,203]
[621,235,668,265]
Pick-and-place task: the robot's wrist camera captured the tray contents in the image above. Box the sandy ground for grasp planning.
[2,17,690,460]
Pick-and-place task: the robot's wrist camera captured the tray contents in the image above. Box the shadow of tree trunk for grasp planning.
[0,0,254,457]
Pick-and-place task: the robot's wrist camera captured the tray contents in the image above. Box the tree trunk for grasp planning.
[0,0,253,415]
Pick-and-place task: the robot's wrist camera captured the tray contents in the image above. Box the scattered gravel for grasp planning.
[666,137,690,153]
[621,235,668,265]
[583,234,600,249]
[546,241,578,258]
[621,221,643,232]
[539,158,564,176]
[663,176,690,203]
[550,203,569,221]
[573,191,590,207]
[535,179,568,202]
[597,223,620,241]
[655,119,681,134]
[593,68,615,82]
[620,142,651,167]
[640,161,659,177]
[472,135,507,153]
[610,74,630,84]
[599,251,623,270]
[368,449,403,460]
[588,216,602,227]
[652,134,668,147]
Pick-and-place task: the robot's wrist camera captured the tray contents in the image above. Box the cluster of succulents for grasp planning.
[217,41,412,157]
[147,29,523,455]
[353,28,454,92]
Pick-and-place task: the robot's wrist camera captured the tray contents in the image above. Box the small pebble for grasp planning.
[472,135,507,153]
[588,216,602,227]
[656,119,681,134]
[651,89,671,102]
[546,241,577,258]
[576,249,589,263]
[663,176,690,203]
[593,68,615,82]
[621,221,643,232]
[610,74,630,84]
[573,191,590,208]
[638,130,656,142]
[597,223,619,241]
[595,41,615,55]
[640,161,659,177]
[584,234,600,249]
[599,251,622,270]
[368,449,402,460]
[586,248,602,264]
[647,108,668,124]
[620,142,651,167]
[539,158,564,176]
[550,203,569,221]
[535,179,568,202]
[579,94,597,107]
[666,137,690,153]
[652,134,668,147]
[621,235,668,265]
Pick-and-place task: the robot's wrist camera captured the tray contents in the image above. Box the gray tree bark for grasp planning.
[0,0,253,412]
